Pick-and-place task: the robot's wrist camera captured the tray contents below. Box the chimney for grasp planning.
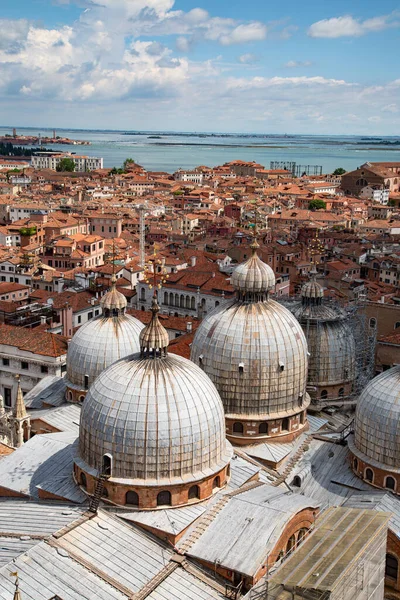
[40,316,47,326]
[190,256,196,267]
[91,297,95,305]
[186,321,193,333]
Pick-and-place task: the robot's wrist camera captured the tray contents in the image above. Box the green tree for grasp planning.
[110,167,124,175]
[123,158,135,171]
[56,158,75,172]
[333,167,346,175]
[309,199,327,210]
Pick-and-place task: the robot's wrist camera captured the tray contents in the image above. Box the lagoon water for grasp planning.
[1,126,399,173]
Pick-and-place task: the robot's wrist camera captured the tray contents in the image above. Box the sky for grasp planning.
[0,0,399,134]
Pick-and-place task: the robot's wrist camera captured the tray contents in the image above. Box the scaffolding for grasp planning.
[270,162,323,177]
[279,294,376,411]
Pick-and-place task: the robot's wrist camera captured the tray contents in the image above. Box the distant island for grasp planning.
[0,130,90,146]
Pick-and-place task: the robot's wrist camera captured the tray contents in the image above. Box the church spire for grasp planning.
[14,376,27,420]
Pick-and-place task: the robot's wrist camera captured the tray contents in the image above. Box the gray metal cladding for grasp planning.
[354,366,400,469]
[79,352,231,482]
[66,314,143,389]
[190,298,309,417]
[301,319,356,386]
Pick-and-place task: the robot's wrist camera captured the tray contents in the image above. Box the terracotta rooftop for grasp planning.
[0,323,68,357]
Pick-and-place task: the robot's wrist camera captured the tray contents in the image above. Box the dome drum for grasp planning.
[74,461,230,510]
[349,442,400,496]
[308,382,353,408]
[226,409,309,445]
[351,366,400,493]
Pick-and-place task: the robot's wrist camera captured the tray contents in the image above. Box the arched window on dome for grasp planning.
[80,472,87,488]
[353,458,358,472]
[213,476,220,490]
[79,395,85,403]
[157,491,171,506]
[338,387,344,398]
[286,535,296,556]
[259,422,268,435]
[385,476,396,491]
[84,375,89,389]
[233,422,243,434]
[215,300,220,308]
[365,468,374,483]
[188,485,200,500]
[320,390,328,400]
[298,393,303,408]
[126,491,139,506]
[68,391,73,401]
[297,528,309,545]
[386,554,398,581]
[282,418,290,432]
[369,318,376,329]
[300,412,305,425]
[102,454,112,477]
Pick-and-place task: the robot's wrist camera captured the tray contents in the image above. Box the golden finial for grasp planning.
[143,244,169,298]
[308,229,324,276]
[11,571,21,600]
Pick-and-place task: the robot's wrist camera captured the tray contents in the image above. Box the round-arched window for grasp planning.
[157,491,171,506]
[385,476,396,491]
[188,485,200,500]
[126,491,139,506]
[365,468,374,483]
[233,422,243,434]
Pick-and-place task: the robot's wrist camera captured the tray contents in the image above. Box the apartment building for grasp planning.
[31,152,103,171]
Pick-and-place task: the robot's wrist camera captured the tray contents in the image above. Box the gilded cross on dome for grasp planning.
[143,243,169,297]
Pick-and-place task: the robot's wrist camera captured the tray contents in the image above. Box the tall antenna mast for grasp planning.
[139,205,146,268]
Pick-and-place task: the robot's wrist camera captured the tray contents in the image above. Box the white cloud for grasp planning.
[0,2,399,134]
[238,53,258,64]
[284,60,312,68]
[308,12,400,38]
[219,22,267,45]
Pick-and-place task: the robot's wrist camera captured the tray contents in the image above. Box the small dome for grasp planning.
[66,313,143,391]
[301,279,324,301]
[353,366,400,469]
[139,297,169,356]
[100,275,127,312]
[231,242,275,296]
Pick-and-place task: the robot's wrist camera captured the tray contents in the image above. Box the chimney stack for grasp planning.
[186,321,192,333]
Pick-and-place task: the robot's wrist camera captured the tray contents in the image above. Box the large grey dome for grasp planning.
[353,366,400,469]
[191,246,309,426]
[191,299,309,418]
[78,298,231,486]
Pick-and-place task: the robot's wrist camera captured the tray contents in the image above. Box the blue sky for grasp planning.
[0,0,399,133]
